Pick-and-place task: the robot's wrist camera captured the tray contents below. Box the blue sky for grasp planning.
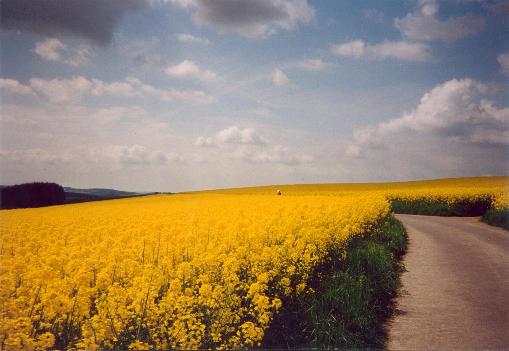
[1,0,508,192]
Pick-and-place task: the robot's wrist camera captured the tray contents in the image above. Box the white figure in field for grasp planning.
[277,189,282,196]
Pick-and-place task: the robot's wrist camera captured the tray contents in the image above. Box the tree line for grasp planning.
[0,182,65,209]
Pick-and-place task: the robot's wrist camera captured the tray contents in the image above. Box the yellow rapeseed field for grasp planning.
[0,194,389,350]
[0,176,507,350]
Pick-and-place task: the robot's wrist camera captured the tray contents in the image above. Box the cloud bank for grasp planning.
[168,0,315,38]
[347,78,509,158]
[196,126,268,146]
[331,40,432,62]
[33,38,93,66]
[166,60,218,81]
[195,126,311,165]
[0,76,214,104]
[1,0,146,45]
[394,0,484,43]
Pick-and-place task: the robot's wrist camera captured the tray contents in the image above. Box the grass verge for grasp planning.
[391,197,508,231]
[482,208,509,230]
[390,198,491,216]
[262,215,407,348]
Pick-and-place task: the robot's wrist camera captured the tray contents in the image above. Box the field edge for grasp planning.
[481,208,509,230]
[262,214,408,348]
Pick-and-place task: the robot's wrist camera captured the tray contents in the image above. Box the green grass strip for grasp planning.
[390,198,491,216]
[262,215,407,348]
[482,208,509,230]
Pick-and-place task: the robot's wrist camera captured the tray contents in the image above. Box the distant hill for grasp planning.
[63,187,145,204]
[64,187,139,197]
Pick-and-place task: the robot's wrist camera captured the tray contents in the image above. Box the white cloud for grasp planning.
[165,60,218,81]
[369,40,432,62]
[0,100,191,191]
[194,126,311,166]
[418,0,438,17]
[33,38,93,66]
[331,40,432,62]
[272,69,290,86]
[177,33,210,44]
[33,38,64,61]
[497,51,509,75]
[0,145,182,167]
[235,145,312,165]
[0,78,34,95]
[347,78,509,158]
[0,148,72,165]
[29,76,95,104]
[295,58,330,71]
[126,77,215,103]
[106,144,178,165]
[332,40,366,57]
[196,126,268,146]
[91,79,138,97]
[394,0,484,43]
[167,0,315,38]
[1,76,214,104]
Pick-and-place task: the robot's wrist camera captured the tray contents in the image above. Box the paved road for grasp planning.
[387,214,509,350]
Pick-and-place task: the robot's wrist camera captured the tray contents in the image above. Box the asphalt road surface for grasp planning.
[387,214,509,350]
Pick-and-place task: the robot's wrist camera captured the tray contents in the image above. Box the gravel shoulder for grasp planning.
[387,214,509,350]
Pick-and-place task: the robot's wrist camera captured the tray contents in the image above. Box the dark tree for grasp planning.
[0,182,65,209]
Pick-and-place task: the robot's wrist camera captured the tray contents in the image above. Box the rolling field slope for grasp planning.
[0,177,507,350]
